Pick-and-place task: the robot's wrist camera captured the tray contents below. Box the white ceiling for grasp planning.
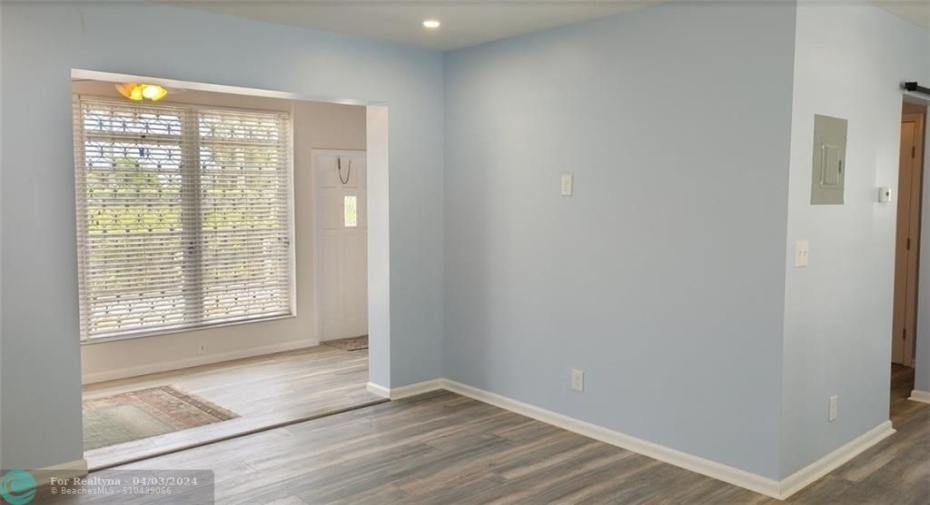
[166,0,664,51]
[168,1,930,51]
[874,1,930,30]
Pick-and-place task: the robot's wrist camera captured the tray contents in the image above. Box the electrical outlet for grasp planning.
[197,343,207,355]
[829,395,838,422]
[571,369,584,392]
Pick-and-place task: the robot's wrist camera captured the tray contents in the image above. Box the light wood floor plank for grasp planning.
[82,345,381,470]
[42,364,928,504]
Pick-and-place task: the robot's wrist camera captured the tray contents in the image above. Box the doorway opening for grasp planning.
[314,149,369,348]
[891,99,926,424]
[71,71,388,470]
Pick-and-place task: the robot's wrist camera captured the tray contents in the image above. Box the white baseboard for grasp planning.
[908,389,930,404]
[440,379,782,498]
[31,459,89,488]
[82,340,317,384]
[440,379,895,500]
[22,387,893,501]
[366,382,391,398]
[367,379,443,400]
[778,421,894,498]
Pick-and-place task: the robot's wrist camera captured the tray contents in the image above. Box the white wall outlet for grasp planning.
[829,395,838,422]
[571,369,584,391]
[561,174,573,196]
[795,240,810,268]
[197,343,207,355]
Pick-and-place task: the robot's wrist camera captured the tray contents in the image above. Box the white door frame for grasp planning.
[311,148,368,344]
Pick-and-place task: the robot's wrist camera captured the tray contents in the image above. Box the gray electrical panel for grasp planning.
[810,114,847,205]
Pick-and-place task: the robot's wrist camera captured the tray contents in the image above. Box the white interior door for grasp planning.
[315,150,368,341]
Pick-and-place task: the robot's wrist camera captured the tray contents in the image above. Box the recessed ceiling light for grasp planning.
[423,19,441,29]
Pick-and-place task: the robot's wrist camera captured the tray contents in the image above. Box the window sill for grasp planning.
[80,313,297,346]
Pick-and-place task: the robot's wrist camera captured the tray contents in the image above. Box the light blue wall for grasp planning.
[4,0,927,484]
[781,1,930,478]
[443,2,797,479]
[0,2,444,469]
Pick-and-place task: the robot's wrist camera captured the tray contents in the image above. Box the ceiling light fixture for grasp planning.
[115,83,168,102]
[423,19,441,29]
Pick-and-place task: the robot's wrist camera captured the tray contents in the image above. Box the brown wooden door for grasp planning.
[892,110,925,366]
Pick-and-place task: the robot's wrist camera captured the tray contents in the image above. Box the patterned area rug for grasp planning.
[324,335,369,351]
[83,386,238,451]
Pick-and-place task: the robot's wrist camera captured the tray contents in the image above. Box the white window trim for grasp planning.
[73,95,297,342]
[79,313,297,346]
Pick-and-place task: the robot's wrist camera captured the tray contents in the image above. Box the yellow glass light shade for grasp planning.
[116,83,142,101]
[115,83,167,102]
[142,85,168,101]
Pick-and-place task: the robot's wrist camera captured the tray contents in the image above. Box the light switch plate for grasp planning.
[561,174,573,196]
[795,240,810,268]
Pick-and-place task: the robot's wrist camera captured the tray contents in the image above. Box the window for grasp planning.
[73,97,294,340]
[344,195,358,228]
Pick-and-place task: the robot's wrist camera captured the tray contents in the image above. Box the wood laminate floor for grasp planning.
[51,363,929,504]
[891,363,918,426]
[83,345,382,470]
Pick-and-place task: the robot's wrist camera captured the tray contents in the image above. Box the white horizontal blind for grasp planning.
[74,98,293,340]
[196,108,292,326]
